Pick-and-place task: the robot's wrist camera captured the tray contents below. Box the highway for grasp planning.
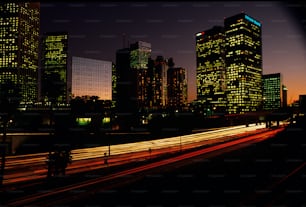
[0,124,291,206]
[2,123,269,185]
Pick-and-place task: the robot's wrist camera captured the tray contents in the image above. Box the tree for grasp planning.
[0,79,22,185]
[46,145,72,178]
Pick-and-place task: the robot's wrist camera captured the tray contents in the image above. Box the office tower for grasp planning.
[167,66,188,110]
[262,73,282,111]
[154,56,168,109]
[224,13,262,114]
[130,41,151,70]
[40,32,69,104]
[0,3,40,104]
[71,57,112,100]
[130,41,152,110]
[146,56,168,110]
[282,84,288,108]
[195,26,227,113]
[299,94,306,112]
[116,41,151,114]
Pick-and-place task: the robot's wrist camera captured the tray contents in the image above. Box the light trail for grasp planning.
[5,127,285,207]
[3,123,281,185]
[6,124,260,166]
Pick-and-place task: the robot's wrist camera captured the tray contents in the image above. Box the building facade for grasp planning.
[145,56,168,111]
[224,13,263,114]
[195,26,227,113]
[282,84,288,108]
[71,57,112,100]
[167,66,188,110]
[40,32,69,105]
[0,3,40,104]
[115,41,152,114]
[262,73,282,111]
[299,95,306,112]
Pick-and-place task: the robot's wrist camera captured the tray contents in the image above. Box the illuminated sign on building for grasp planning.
[245,14,261,27]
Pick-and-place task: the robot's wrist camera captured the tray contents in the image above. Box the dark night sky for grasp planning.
[40,1,306,103]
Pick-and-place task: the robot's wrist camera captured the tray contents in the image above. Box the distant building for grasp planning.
[145,56,168,111]
[224,13,263,114]
[299,95,306,112]
[0,3,40,104]
[167,66,188,110]
[111,62,117,109]
[71,57,112,100]
[115,41,152,114]
[195,26,227,113]
[129,41,151,70]
[262,73,282,111]
[40,32,69,104]
[282,84,288,108]
[195,13,263,115]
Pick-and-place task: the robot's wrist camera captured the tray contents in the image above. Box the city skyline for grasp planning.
[40,1,306,104]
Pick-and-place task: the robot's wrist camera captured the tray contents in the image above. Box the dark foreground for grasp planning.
[64,125,306,207]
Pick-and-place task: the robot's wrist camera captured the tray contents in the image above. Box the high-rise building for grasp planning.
[299,94,306,112]
[195,26,227,113]
[282,84,288,108]
[116,41,151,114]
[116,47,137,114]
[262,73,282,111]
[167,66,188,110]
[71,57,112,100]
[111,62,117,109]
[224,13,263,114]
[0,3,40,104]
[146,56,168,110]
[40,32,69,104]
[130,41,151,70]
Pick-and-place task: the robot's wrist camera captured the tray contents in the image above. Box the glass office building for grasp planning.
[262,73,282,111]
[71,57,112,100]
[195,26,227,113]
[116,41,151,114]
[130,41,151,70]
[40,32,69,104]
[0,3,40,103]
[224,13,263,114]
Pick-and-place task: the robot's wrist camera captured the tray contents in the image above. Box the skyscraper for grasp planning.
[40,32,69,104]
[262,73,282,111]
[130,41,151,70]
[167,66,188,110]
[111,62,117,109]
[195,26,227,113]
[116,41,151,114]
[224,13,263,114]
[71,56,112,100]
[146,56,168,110]
[282,84,288,108]
[0,3,40,103]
